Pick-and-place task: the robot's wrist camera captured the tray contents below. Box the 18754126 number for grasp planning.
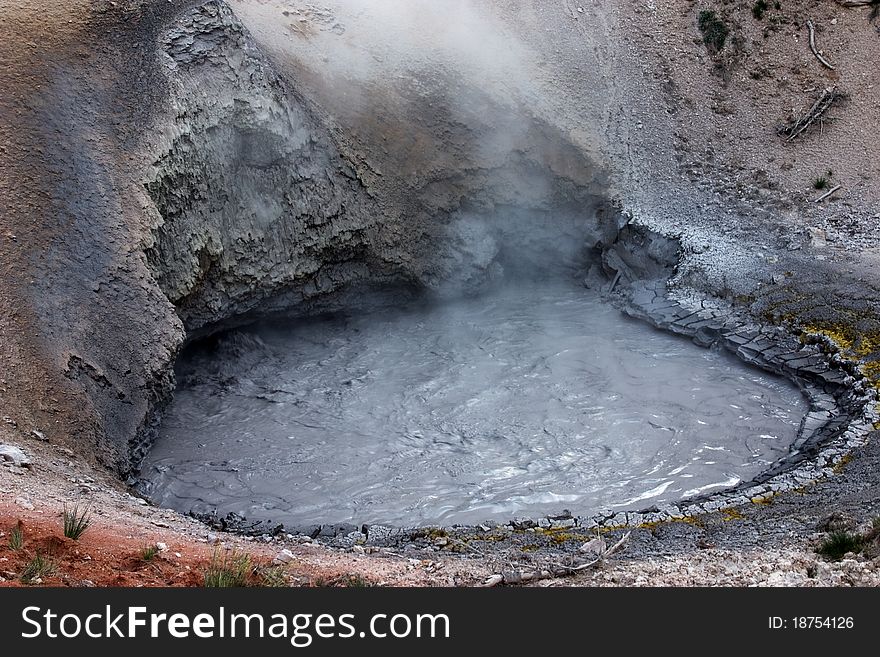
[769,617,854,630]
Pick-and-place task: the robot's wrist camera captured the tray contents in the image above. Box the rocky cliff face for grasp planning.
[145,2,393,335]
[145,2,619,332]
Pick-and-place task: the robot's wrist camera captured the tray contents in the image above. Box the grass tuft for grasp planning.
[255,564,289,588]
[21,552,55,584]
[140,544,159,562]
[204,550,253,587]
[752,0,768,20]
[813,176,829,190]
[817,531,864,561]
[62,505,92,540]
[311,573,371,588]
[698,10,729,53]
[9,526,23,551]
[203,549,290,587]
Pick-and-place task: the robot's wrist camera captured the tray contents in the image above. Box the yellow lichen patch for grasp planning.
[802,324,856,352]
[681,515,707,528]
[832,454,852,474]
[469,532,509,544]
[636,520,662,531]
[854,331,880,358]
[860,360,880,385]
[800,323,880,390]
[720,507,744,521]
[533,527,592,544]
[412,527,448,540]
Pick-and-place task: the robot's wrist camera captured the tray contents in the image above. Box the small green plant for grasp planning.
[204,550,253,587]
[337,574,370,587]
[698,10,729,53]
[752,0,768,20]
[9,526,23,551]
[255,564,289,588]
[312,573,371,588]
[813,176,829,190]
[817,531,864,560]
[62,505,92,540]
[140,544,159,562]
[21,552,55,584]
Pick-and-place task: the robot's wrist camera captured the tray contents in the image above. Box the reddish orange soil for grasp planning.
[0,494,488,588]
[1,504,248,587]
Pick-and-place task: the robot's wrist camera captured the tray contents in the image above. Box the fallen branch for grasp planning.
[813,184,842,203]
[481,531,631,587]
[777,87,841,142]
[835,0,874,6]
[607,270,622,295]
[806,20,835,70]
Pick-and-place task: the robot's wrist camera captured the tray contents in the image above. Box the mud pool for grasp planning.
[138,282,808,528]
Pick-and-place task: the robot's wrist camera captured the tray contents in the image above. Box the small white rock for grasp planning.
[156,542,168,552]
[579,537,607,556]
[273,548,296,564]
[0,445,31,468]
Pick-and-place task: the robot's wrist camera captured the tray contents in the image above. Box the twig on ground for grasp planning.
[806,20,835,70]
[814,184,842,203]
[777,87,841,142]
[481,531,631,587]
[607,270,622,295]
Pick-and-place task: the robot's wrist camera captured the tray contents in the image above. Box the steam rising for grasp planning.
[228,0,611,297]
[229,0,540,104]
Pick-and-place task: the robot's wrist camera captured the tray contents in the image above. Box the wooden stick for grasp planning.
[481,531,631,586]
[806,20,835,70]
[607,270,622,295]
[780,87,839,142]
[814,184,842,203]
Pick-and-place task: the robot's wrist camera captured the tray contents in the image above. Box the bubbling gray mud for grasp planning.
[139,282,807,528]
